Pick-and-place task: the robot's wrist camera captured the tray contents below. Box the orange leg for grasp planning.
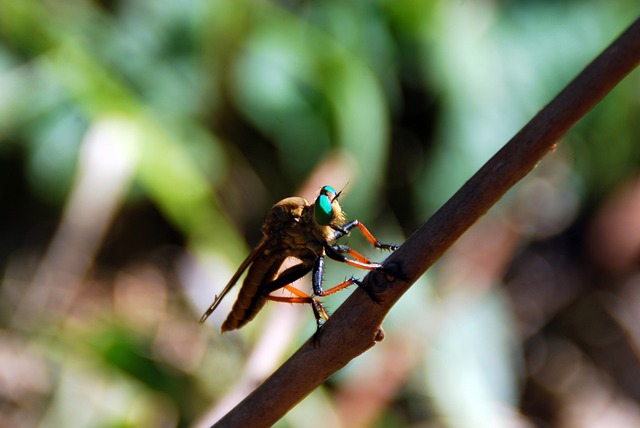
[266,285,329,320]
[338,220,398,251]
[326,244,382,272]
[337,247,382,271]
[342,247,372,264]
[265,277,361,326]
[326,220,397,271]
[315,277,359,297]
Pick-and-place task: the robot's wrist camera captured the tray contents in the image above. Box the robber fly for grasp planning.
[199,185,398,333]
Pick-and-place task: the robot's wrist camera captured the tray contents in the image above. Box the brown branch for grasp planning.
[211,17,640,428]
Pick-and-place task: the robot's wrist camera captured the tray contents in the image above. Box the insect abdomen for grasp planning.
[221,254,284,332]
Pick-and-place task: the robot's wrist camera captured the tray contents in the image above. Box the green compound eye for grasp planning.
[314,186,336,225]
[321,185,336,196]
[314,194,333,225]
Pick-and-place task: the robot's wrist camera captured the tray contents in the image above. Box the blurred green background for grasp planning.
[1,1,640,427]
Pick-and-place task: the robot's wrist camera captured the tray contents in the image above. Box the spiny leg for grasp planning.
[323,244,395,303]
[258,262,331,332]
[276,275,366,324]
[310,255,373,308]
[309,275,373,346]
[317,277,362,297]
[333,219,399,251]
[324,244,383,272]
[279,276,364,347]
[258,247,391,343]
[265,272,364,344]
[265,285,329,331]
[311,255,364,297]
[259,260,360,338]
[326,219,399,283]
[312,267,381,304]
[332,244,376,264]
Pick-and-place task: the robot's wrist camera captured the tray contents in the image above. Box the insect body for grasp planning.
[200,185,397,333]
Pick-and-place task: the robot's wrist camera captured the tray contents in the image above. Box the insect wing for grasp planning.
[199,238,269,324]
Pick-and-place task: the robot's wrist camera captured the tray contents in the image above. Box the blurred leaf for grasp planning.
[416,1,639,211]
[425,289,521,428]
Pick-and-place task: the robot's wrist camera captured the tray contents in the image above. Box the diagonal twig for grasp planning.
[210,17,640,428]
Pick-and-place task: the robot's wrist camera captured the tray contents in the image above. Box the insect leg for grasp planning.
[259,263,312,295]
[316,277,362,297]
[265,285,329,331]
[325,243,383,271]
[311,254,361,297]
[324,244,395,304]
[332,244,375,263]
[312,256,324,296]
[258,262,331,330]
[333,220,398,251]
